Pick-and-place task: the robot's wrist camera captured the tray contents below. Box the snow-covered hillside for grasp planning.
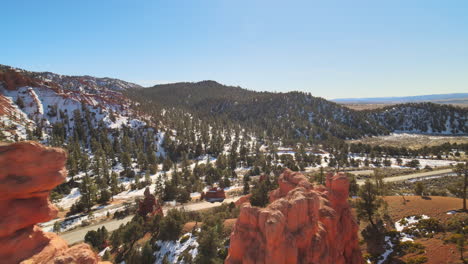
[0,66,146,141]
[369,103,468,135]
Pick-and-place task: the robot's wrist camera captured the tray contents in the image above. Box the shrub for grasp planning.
[114,208,131,219]
[53,221,62,233]
[250,180,271,207]
[403,218,443,237]
[158,209,186,241]
[416,218,443,233]
[176,188,191,204]
[179,234,190,244]
[396,241,425,254]
[406,255,428,264]
[84,227,108,250]
[414,182,424,196]
[446,214,468,233]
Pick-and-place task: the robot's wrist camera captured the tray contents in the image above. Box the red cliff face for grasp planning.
[0,141,108,264]
[226,169,363,264]
[0,70,42,91]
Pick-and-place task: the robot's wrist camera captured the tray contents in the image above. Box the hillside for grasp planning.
[128,81,389,141]
[0,65,146,142]
[368,103,468,134]
[128,81,468,140]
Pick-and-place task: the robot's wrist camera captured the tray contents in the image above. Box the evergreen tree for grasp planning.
[110,172,119,198]
[80,175,98,212]
[250,180,270,207]
[356,180,382,228]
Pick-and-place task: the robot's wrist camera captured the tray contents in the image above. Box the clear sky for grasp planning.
[2,0,468,99]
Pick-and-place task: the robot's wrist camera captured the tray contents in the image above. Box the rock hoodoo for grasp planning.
[137,187,163,218]
[226,169,363,264]
[0,141,108,264]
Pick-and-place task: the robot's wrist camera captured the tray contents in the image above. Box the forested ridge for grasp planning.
[127,80,467,143]
[367,102,467,134]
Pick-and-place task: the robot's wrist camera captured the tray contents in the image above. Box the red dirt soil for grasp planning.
[383,195,464,223]
[405,236,461,264]
[381,196,467,264]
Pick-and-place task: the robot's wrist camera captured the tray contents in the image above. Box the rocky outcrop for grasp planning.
[0,70,43,91]
[138,187,163,218]
[0,141,108,264]
[226,169,363,264]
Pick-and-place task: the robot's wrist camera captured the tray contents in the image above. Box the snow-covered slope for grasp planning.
[369,103,468,135]
[0,66,146,141]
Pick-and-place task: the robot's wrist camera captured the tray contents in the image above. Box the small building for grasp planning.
[201,187,226,203]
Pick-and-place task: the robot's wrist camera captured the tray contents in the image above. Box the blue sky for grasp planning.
[2,0,467,99]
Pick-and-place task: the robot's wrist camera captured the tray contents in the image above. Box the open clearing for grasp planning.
[383,195,464,223]
[347,133,468,148]
[340,103,393,110]
[382,196,467,264]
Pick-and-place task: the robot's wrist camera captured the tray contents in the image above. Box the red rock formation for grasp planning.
[234,194,251,207]
[0,141,109,264]
[138,187,163,217]
[226,169,363,264]
[0,70,42,91]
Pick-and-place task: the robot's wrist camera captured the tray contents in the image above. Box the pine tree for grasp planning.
[121,152,132,173]
[110,172,119,199]
[356,180,382,228]
[80,175,97,212]
[144,170,152,186]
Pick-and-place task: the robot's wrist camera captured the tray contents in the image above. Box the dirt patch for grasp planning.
[383,196,464,223]
[109,199,127,205]
[399,236,462,264]
[57,209,70,219]
[135,232,152,246]
[182,222,200,233]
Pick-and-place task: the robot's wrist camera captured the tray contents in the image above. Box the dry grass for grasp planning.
[340,103,393,110]
[347,134,468,149]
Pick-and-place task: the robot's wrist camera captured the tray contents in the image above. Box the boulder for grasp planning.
[226,169,363,264]
[0,141,108,264]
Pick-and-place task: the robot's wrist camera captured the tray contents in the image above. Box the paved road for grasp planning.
[61,169,456,244]
[60,196,241,244]
[356,168,454,186]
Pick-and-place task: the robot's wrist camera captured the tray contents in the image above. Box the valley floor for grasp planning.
[347,133,468,149]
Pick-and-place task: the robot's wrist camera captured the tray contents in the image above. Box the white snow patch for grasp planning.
[154,231,199,263]
[98,247,110,257]
[56,188,81,209]
[377,236,394,264]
